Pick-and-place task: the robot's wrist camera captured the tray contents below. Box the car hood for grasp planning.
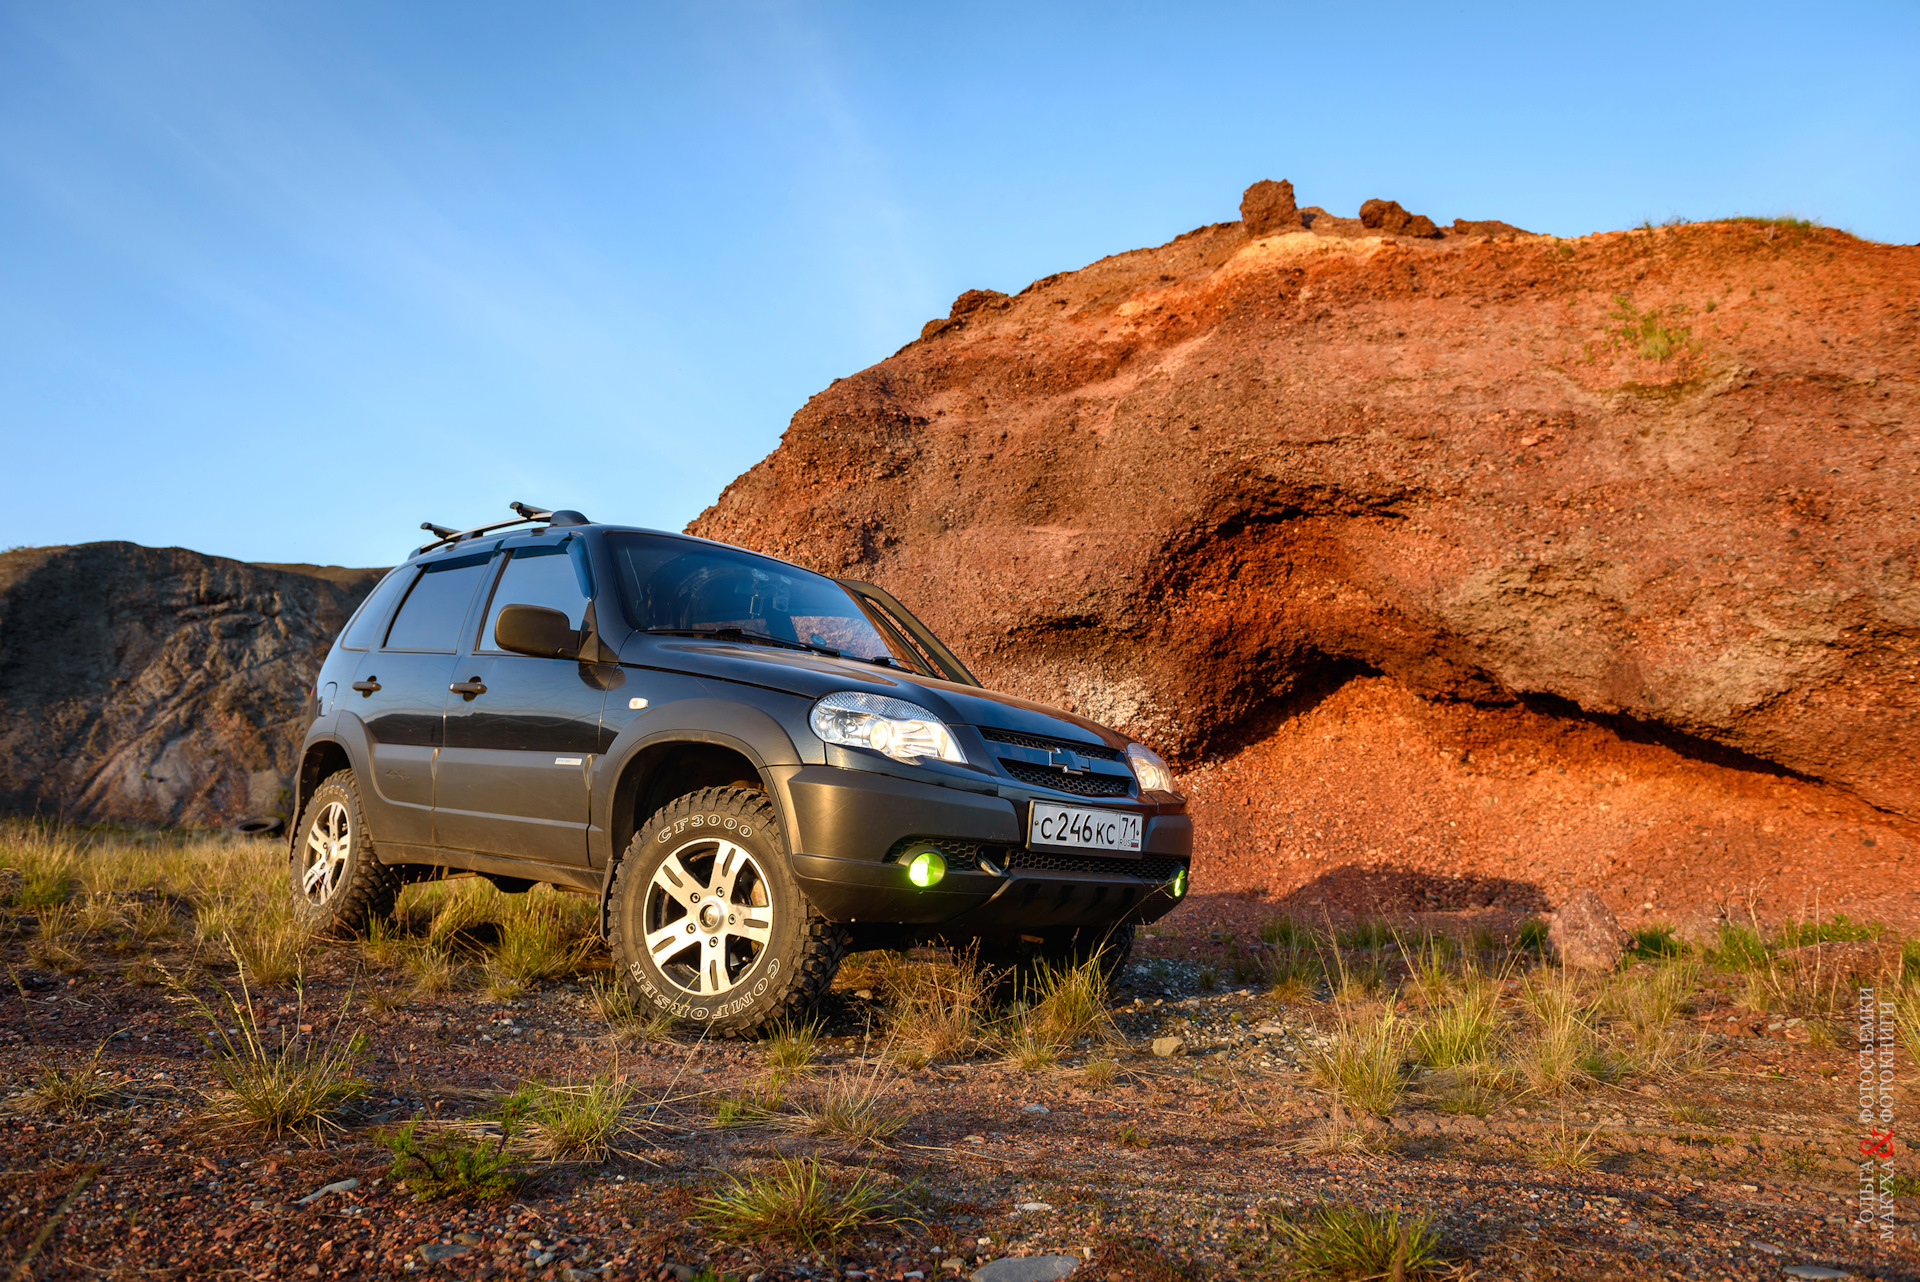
[626,634,1133,752]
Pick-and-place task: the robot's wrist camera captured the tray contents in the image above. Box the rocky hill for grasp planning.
[693,182,1920,929]
[0,544,380,827]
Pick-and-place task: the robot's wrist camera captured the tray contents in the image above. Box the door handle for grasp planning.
[351,678,381,695]
[449,678,488,698]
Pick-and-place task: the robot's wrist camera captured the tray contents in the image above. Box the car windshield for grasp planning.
[607,533,926,670]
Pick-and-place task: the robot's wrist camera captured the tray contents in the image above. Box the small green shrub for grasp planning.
[381,1120,521,1201]
[1516,920,1550,953]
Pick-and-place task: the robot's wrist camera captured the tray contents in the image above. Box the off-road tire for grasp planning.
[607,786,846,1039]
[289,769,399,937]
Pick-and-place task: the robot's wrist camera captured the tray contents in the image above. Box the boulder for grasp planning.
[1358,197,1442,237]
[1239,179,1300,235]
[1547,891,1629,971]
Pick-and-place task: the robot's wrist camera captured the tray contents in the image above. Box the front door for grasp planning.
[355,551,495,848]
[435,541,606,866]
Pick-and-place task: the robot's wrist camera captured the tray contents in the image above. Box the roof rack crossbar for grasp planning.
[413,501,558,556]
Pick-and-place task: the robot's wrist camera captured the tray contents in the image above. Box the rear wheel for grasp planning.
[607,787,845,1038]
[289,769,398,936]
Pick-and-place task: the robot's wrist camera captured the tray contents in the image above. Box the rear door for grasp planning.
[434,538,607,866]
[353,552,494,848]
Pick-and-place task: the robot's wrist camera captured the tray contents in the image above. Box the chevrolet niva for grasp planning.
[292,503,1192,1035]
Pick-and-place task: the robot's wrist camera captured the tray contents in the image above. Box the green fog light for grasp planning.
[1169,867,1189,899]
[907,849,947,888]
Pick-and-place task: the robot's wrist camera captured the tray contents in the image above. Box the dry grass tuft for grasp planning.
[778,1065,909,1146]
[881,953,986,1067]
[172,958,368,1137]
[1264,1201,1447,1279]
[9,1044,119,1115]
[695,1157,900,1248]
[1536,1120,1603,1170]
[1309,1001,1409,1117]
[763,1019,821,1082]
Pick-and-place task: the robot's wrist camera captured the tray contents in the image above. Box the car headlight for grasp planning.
[810,691,967,765]
[1125,743,1176,794]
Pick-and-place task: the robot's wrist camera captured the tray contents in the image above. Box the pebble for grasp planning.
[1021,1103,1050,1114]
[971,1257,1079,1282]
[294,1178,358,1206]
[1151,1036,1183,1058]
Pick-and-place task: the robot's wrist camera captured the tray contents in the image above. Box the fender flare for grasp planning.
[591,699,805,936]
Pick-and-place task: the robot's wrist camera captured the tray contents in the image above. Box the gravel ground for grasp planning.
[2,916,1916,1282]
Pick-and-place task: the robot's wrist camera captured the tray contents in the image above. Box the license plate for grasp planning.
[1028,803,1142,853]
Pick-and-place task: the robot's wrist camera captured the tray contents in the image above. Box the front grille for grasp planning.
[1000,760,1134,797]
[1006,849,1186,881]
[978,726,1124,760]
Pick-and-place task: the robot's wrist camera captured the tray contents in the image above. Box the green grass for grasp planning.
[695,1158,899,1248]
[1777,914,1883,947]
[1411,988,1500,1069]
[1711,923,1770,971]
[178,964,370,1136]
[1608,293,1698,361]
[1629,924,1684,960]
[1264,1202,1447,1280]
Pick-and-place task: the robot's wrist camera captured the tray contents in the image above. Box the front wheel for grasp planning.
[607,787,845,1038]
[289,768,398,937]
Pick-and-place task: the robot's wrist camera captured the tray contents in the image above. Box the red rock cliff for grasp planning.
[692,189,1920,928]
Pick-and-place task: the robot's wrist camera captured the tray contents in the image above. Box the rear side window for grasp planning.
[382,555,492,652]
[478,545,590,651]
[338,569,415,651]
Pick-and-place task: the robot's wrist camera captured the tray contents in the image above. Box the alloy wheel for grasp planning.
[644,839,773,996]
[301,800,351,904]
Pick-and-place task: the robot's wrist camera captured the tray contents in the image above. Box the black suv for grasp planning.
[292,504,1192,1035]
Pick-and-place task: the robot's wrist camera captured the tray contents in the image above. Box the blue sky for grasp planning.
[2,1,1914,568]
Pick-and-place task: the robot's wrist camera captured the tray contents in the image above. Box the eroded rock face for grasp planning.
[0,543,381,826]
[691,186,1920,922]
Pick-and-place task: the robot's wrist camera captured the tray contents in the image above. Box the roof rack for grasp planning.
[414,501,555,557]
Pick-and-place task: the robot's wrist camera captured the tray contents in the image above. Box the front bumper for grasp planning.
[768,763,1193,930]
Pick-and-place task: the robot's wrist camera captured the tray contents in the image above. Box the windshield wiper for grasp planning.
[645,627,841,658]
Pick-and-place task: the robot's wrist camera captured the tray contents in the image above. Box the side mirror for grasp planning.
[495,605,581,660]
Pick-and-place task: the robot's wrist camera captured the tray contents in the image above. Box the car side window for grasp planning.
[478,545,590,652]
[339,568,416,651]
[382,556,491,652]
